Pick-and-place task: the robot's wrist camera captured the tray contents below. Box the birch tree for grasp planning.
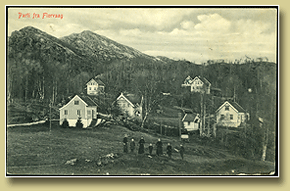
[134,75,162,128]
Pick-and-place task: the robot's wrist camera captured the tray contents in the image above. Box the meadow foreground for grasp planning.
[6,123,275,176]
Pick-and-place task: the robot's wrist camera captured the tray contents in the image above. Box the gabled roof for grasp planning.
[86,77,105,86]
[124,93,142,106]
[228,101,245,112]
[216,101,246,113]
[95,78,105,86]
[114,92,142,107]
[59,95,98,110]
[192,76,211,86]
[182,76,193,85]
[79,95,98,107]
[182,113,200,122]
[182,75,211,87]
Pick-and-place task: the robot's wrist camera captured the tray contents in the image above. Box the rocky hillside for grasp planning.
[61,30,158,62]
[8,26,84,63]
[8,26,158,67]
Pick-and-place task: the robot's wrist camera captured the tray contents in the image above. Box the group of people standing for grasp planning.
[123,134,146,154]
[123,134,185,160]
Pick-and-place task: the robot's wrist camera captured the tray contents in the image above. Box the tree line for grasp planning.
[7,50,276,124]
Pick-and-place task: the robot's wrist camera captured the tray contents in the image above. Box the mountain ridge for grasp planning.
[60,29,159,62]
[8,26,160,66]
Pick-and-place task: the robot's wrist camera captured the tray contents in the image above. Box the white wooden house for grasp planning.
[113,92,143,121]
[182,76,211,94]
[182,113,200,131]
[59,95,98,128]
[216,101,249,127]
[86,77,105,95]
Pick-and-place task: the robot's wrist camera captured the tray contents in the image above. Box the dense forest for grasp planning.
[7,52,277,127]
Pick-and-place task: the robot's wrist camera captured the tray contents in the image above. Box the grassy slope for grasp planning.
[148,106,181,127]
[6,122,275,176]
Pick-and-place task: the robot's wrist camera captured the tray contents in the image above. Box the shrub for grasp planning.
[61,118,69,128]
[75,117,83,128]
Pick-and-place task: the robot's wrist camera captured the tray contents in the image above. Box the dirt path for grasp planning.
[7,120,47,127]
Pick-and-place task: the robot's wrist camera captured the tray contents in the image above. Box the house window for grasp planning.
[94,87,96,90]
[225,105,229,111]
[188,122,191,126]
[89,87,91,90]
[64,110,68,115]
[230,114,233,120]
[127,103,130,107]
[87,110,91,115]
[74,100,79,105]
[221,114,225,119]
[77,110,81,116]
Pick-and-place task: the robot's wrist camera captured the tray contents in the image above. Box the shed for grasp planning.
[182,113,200,131]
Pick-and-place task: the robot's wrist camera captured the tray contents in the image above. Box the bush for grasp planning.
[61,118,69,128]
[75,117,83,128]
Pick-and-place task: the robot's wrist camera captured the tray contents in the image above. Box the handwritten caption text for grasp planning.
[18,12,63,19]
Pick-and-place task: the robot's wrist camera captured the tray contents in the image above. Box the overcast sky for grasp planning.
[8,7,277,63]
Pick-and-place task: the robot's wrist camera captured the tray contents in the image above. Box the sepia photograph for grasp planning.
[6,6,279,177]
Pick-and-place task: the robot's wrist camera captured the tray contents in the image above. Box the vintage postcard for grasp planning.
[6,6,279,177]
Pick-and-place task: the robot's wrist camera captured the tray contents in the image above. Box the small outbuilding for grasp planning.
[182,113,200,132]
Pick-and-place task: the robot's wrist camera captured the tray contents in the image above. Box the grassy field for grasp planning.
[148,106,181,127]
[6,122,275,176]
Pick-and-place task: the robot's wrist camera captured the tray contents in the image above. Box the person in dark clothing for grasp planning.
[138,136,145,154]
[166,143,172,158]
[123,134,128,153]
[156,139,163,156]
[130,138,136,153]
[179,144,185,160]
[148,143,153,156]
